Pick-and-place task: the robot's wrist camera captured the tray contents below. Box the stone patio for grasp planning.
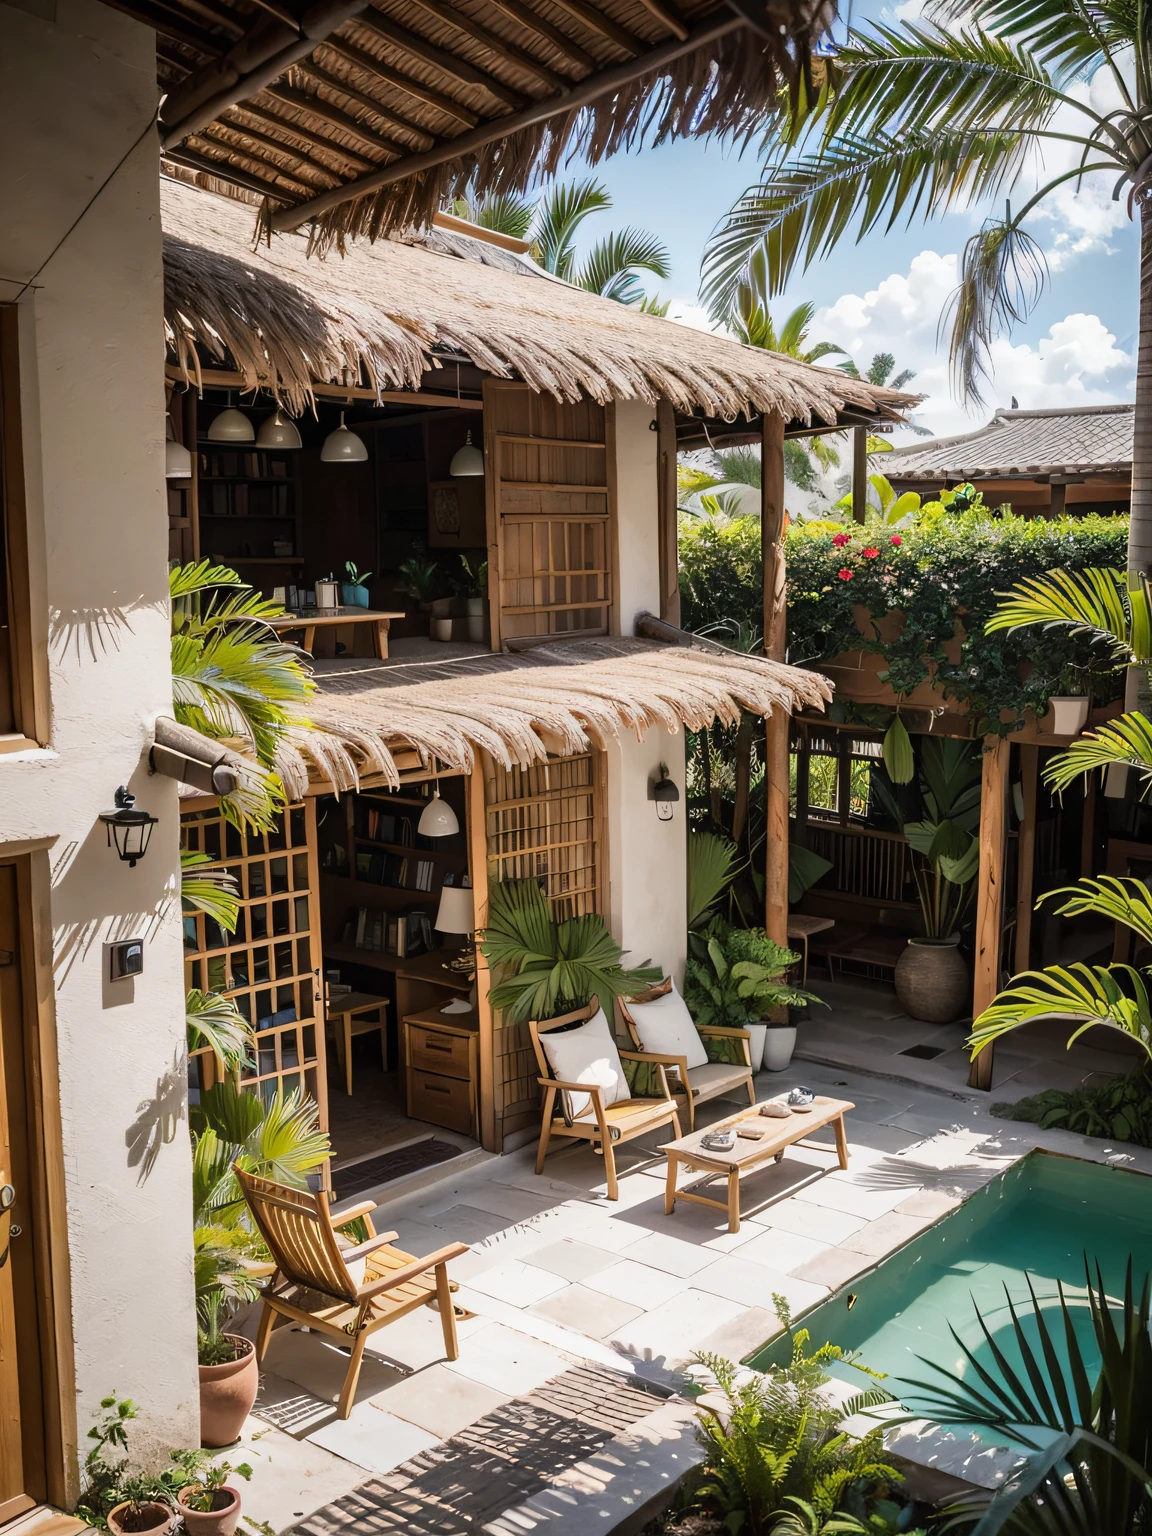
[226,1055,1152,1532]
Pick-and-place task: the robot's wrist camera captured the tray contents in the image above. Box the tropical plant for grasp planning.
[902,1260,1152,1535]
[396,556,441,603]
[833,470,920,527]
[688,831,743,929]
[839,352,915,392]
[180,848,239,932]
[684,919,820,1029]
[455,553,488,598]
[699,0,1152,572]
[479,877,661,1023]
[177,1459,253,1513]
[344,560,372,586]
[185,989,252,1074]
[993,1061,1152,1145]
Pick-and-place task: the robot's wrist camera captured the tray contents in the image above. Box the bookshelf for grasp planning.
[317,779,469,971]
[197,444,304,579]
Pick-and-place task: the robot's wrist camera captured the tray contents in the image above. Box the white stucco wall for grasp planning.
[612,397,661,633]
[606,731,687,985]
[1,0,199,1463]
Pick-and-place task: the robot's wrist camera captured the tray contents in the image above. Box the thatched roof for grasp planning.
[137,0,831,247]
[301,635,832,786]
[162,178,913,426]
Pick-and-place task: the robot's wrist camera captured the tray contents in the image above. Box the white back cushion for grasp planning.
[627,982,708,1069]
[540,1007,629,1120]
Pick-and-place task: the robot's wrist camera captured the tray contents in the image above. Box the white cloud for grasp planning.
[665,298,726,334]
[810,251,1134,438]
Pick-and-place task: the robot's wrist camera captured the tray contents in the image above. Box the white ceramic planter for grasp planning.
[1048,695,1090,735]
[466,614,484,643]
[466,596,484,618]
[430,618,453,642]
[745,1023,767,1072]
[762,1024,797,1072]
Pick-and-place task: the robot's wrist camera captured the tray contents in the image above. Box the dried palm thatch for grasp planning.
[303,637,832,786]
[150,0,830,247]
[163,178,912,425]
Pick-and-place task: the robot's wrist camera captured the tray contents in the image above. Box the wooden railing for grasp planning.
[804,821,917,905]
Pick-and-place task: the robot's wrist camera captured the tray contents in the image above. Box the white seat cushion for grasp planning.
[684,1061,752,1100]
[626,982,708,1070]
[541,1007,629,1121]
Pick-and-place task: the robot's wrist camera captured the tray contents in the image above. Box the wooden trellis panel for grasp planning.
[482,749,607,1144]
[181,800,327,1137]
[483,381,613,648]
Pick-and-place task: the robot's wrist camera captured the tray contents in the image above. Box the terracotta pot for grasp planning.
[199,1334,258,1448]
[176,1487,242,1536]
[894,936,969,1024]
[107,1503,175,1536]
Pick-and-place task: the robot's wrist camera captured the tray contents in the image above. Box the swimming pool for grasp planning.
[748,1152,1152,1428]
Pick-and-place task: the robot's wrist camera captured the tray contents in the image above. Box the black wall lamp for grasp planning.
[100,787,158,868]
[649,764,680,821]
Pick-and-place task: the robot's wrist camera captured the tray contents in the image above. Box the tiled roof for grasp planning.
[879,403,1133,481]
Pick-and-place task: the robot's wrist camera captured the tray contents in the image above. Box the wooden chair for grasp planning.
[326,989,390,1096]
[528,1001,682,1201]
[236,1166,468,1418]
[618,986,755,1134]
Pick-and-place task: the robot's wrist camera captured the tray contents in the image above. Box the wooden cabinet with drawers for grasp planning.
[403,1006,479,1138]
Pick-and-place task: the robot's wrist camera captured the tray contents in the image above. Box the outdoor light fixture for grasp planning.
[165,414,192,478]
[256,406,302,449]
[320,411,368,462]
[206,403,255,443]
[649,764,680,821]
[418,784,460,838]
[449,431,484,477]
[99,786,158,868]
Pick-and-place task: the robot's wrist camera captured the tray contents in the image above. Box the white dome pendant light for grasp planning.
[418,773,460,838]
[256,406,302,449]
[449,430,484,477]
[320,411,368,462]
[165,413,192,478]
[206,393,255,442]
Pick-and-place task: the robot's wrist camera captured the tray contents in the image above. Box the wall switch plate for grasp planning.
[110,939,145,981]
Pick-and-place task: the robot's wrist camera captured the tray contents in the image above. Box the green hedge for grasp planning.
[679,510,1130,734]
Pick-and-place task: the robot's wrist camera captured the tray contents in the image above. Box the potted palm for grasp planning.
[456,554,488,642]
[684,920,821,1071]
[397,557,448,638]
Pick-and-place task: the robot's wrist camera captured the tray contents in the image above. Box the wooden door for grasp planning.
[0,863,45,1516]
[483,382,613,649]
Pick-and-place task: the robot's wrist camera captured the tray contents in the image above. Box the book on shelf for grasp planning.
[341,905,431,957]
[357,806,415,845]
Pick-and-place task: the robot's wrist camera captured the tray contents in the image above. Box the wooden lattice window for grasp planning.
[182,801,327,1129]
[484,752,605,920]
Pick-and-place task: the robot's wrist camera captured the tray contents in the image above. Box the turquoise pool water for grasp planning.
[748,1152,1152,1425]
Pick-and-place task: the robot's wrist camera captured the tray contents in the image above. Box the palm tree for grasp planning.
[452,179,670,308]
[839,352,916,391]
[700,0,1152,576]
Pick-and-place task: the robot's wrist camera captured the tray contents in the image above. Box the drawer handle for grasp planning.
[425,1083,450,1095]
[426,1042,453,1053]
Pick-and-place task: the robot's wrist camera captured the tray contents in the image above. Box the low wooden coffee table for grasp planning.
[660,1095,854,1233]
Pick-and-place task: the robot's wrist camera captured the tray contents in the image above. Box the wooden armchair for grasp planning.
[528,1002,682,1200]
[235,1166,469,1418]
[618,987,755,1133]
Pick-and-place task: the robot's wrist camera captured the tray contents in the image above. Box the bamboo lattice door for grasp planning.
[483,382,613,648]
[182,801,328,1135]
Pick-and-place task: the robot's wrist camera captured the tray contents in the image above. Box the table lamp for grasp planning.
[435,884,475,981]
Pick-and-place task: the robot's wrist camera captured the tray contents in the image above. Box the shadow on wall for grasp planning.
[125,1047,187,1184]
[48,588,162,667]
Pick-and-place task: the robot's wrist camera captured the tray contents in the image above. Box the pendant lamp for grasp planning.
[320,411,368,463]
[207,403,255,442]
[449,430,484,477]
[256,406,302,449]
[418,784,459,838]
[165,414,192,478]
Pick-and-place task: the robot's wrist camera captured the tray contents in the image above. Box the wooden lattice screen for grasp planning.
[483,381,613,648]
[483,749,606,1144]
[182,801,327,1134]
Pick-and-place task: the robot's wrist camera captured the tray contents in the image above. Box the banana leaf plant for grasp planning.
[479,877,660,1024]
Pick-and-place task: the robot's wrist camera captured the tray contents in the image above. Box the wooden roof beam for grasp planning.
[159,0,373,149]
[477,0,595,75]
[540,0,641,57]
[264,80,406,158]
[297,59,436,148]
[326,37,479,127]
[271,13,741,230]
[203,120,345,182]
[632,0,689,41]
[356,9,528,109]
[101,0,224,55]
[164,145,300,201]
[225,98,379,170]
[404,0,569,88]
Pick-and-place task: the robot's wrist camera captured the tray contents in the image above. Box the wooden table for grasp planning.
[661,1094,854,1233]
[326,990,389,1096]
[787,914,835,984]
[271,609,404,659]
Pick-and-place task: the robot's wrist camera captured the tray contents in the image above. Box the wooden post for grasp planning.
[969,735,1010,1090]
[656,398,681,624]
[851,425,868,525]
[1013,744,1038,975]
[1080,768,1097,879]
[467,763,498,1152]
[763,409,789,948]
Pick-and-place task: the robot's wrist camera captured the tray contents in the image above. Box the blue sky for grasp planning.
[566,4,1140,439]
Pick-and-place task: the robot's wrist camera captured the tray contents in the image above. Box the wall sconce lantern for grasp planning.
[649,764,680,821]
[99,786,158,868]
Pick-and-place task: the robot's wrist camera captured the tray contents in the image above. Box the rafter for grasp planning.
[297,59,436,148]
[405,0,568,88]
[356,9,527,109]
[264,81,405,157]
[101,0,224,55]
[207,118,345,181]
[226,97,378,169]
[164,145,298,200]
[476,0,594,74]
[540,0,640,57]
[325,36,480,127]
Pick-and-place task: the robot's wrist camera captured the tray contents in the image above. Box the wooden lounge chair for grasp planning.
[618,984,755,1133]
[235,1166,469,1418]
[529,1001,682,1200]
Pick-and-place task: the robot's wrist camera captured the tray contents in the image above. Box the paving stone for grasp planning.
[234,1421,368,1532]
[896,1189,963,1219]
[261,1326,404,1405]
[735,1226,831,1273]
[529,1282,644,1339]
[442,1320,572,1396]
[789,1245,876,1289]
[791,1177,917,1220]
[756,1197,867,1244]
[608,1288,747,1363]
[617,1230,716,1277]
[527,1239,620,1282]
[693,1255,825,1312]
[462,1258,569,1307]
[307,1403,440,1473]
[363,1306,493,1373]
[367,1362,510,1438]
[693,1304,782,1363]
[583,1258,691,1309]
[840,1210,934,1257]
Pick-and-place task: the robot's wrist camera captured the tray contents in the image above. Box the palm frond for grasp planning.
[186,988,253,1073]
[688,832,742,927]
[531,178,612,278]
[943,209,1048,402]
[1045,712,1152,797]
[987,567,1149,663]
[180,849,240,930]
[1039,875,1152,949]
[576,229,671,304]
[169,559,248,603]
[968,961,1152,1061]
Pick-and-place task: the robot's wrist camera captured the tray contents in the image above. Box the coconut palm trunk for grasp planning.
[1133,203,1152,583]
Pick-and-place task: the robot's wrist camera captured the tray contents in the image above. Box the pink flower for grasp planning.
[832,532,851,548]
[862,547,879,559]
[890,535,903,546]
[838,567,854,581]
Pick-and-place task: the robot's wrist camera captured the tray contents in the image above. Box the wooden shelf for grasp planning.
[322,941,463,976]
[201,513,297,521]
[200,475,294,483]
[214,555,305,565]
[321,870,440,905]
[353,836,465,863]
